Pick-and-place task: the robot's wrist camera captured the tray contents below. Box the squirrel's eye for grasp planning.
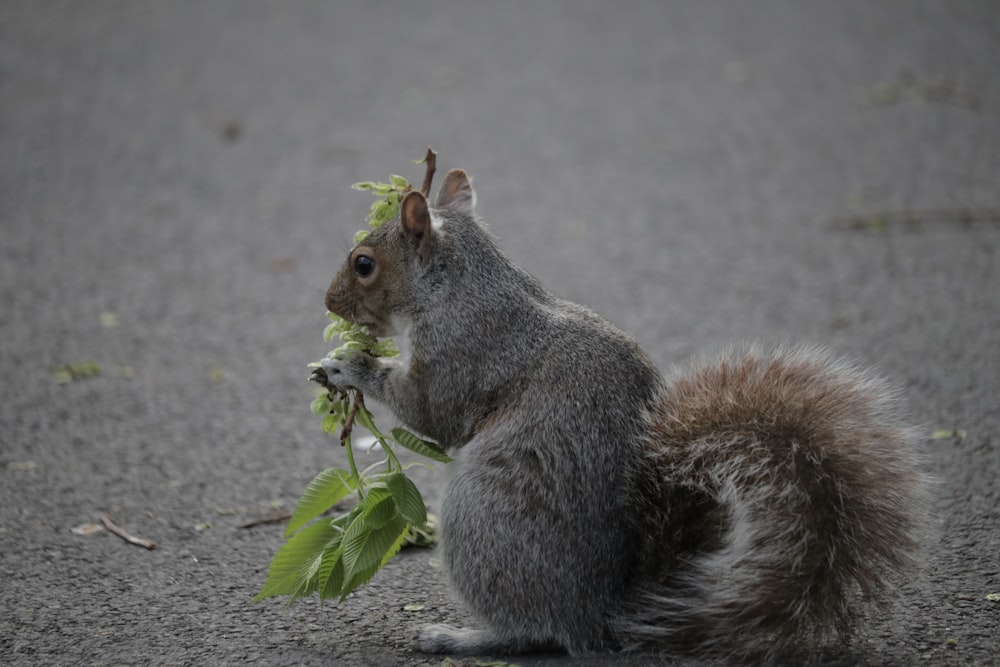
[354,254,376,278]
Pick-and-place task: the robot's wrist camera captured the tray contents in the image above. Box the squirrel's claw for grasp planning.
[308,366,330,388]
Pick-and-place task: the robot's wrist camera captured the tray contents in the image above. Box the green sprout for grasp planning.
[256,152,449,605]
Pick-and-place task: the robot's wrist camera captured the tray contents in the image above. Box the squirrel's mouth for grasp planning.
[326,300,368,329]
[326,299,396,338]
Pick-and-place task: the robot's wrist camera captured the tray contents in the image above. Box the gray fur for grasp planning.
[320,172,927,664]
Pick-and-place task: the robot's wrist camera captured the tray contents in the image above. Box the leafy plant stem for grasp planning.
[383,445,402,473]
[255,153,454,605]
[341,393,365,501]
[355,393,406,474]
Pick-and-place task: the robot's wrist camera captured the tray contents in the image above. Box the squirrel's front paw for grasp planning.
[318,349,375,392]
[308,366,333,390]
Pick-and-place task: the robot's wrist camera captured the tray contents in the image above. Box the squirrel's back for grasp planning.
[622,344,927,663]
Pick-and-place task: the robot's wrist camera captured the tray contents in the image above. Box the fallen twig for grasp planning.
[238,508,292,529]
[100,513,156,550]
[830,207,1000,231]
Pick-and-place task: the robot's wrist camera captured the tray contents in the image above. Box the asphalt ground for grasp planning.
[1,2,998,665]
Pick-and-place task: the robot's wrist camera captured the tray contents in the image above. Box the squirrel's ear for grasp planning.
[400,190,434,262]
[435,169,476,216]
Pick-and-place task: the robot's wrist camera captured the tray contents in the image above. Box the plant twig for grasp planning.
[354,391,369,417]
[100,513,156,550]
[341,390,365,501]
[340,392,360,448]
[239,508,293,529]
[419,147,437,197]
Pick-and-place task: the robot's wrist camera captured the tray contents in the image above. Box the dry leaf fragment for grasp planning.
[52,361,102,383]
[931,429,967,441]
[71,523,104,536]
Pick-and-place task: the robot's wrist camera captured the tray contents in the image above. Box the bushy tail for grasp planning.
[621,344,927,664]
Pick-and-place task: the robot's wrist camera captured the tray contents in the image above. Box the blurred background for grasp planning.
[2,2,997,665]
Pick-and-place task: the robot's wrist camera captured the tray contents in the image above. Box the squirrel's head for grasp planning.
[325,168,476,336]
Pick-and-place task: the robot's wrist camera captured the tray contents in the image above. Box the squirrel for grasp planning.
[314,168,927,664]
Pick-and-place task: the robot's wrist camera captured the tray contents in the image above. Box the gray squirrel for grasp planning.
[314,168,927,664]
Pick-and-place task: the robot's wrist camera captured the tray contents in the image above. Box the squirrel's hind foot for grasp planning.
[415,623,556,656]
[415,624,503,654]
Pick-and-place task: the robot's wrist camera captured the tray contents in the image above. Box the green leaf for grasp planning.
[931,429,967,440]
[318,546,345,601]
[290,542,328,599]
[324,314,353,334]
[391,428,452,463]
[340,514,409,599]
[340,328,377,347]
[254,519,341,602]
[334,340,367,354]
[378,520,410,568]
[353,405,385,440]
[384,472,427,526]
[321,413,339,434]
[315,513,352,601]
[389,174,409,189]
[370,200,390,223]
[372,339,400,358]
[310,392,331,416]
[353,229,370,245]
[316,399,343,423]
[285,468,356,536]
[351,181,375,191]
[359,486,397,528]
[340,488,397,573]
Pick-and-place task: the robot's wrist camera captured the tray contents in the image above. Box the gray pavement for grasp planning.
[2,1,998,665]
